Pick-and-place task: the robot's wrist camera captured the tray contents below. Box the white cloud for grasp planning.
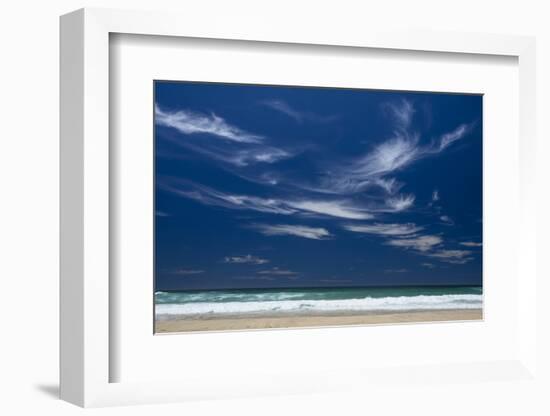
[425,249,473,264]
[439,123,471,150]
[160,178,377,220]
[443,258,473,265]
[288,200,374,220]
[252,224,331,240]
[384,268,408,273]
[421,262,436,269]
[386,235,443,252]
[459,242,482,247]
[161,137,293,167]
[158,179,297,215]
[343,222,423,236]
[354,133,420,178]
[223,255,269,265]
[262,100,304,122]
[312,102,474,196]
[385,194,415,212]
[262,99,336,123]
[155,105,263,143]
[385,99,415,129]
[374,178,402,194]
[440,215,454,224]
[248,149,291,164]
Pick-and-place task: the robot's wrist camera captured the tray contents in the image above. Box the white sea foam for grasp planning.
[155,294,482,317]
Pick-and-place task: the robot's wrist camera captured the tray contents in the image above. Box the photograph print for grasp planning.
[154,81,482,333]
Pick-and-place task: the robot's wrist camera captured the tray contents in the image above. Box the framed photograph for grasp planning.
[60,8,538,408]
[153,81,483,334]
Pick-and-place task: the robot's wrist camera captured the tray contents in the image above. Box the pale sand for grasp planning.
[155,309,482,333]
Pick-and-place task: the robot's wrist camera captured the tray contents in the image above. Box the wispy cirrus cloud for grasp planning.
[439,123,472,150]
[374,178,403,194]
[384,194,415,212]
[352,133,420,179]
[251,224,331,240]
[159,178,375,220]
[386,235,443,252]
[223,255,269,265]
[262,99,337,123]
[288,200,374,220]
[155,105,264,143]
[162,136,294,167]
[384,98,415,129]
[314,100,474,197]
[156,97,479,270]
[158,179,297,215]
[345,219,476,265]
[262,100,304,122]
[343,222,423,236]
[344,219,476,264]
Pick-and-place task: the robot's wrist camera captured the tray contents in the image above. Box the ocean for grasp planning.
[155,286,483,318]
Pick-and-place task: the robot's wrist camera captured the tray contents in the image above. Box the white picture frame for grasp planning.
[60,7,537,408]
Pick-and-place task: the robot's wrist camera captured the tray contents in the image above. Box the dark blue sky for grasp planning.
[154,81,482,291]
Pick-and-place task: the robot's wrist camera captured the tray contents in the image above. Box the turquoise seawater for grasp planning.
[155,286,482,317]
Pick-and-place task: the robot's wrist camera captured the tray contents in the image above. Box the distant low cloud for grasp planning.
[459,242,482,247]
[156,104,264,143]
[257,267,298,276]
[223,255,269,265]
[252,224,331,240]
[171,269,205,276]
[421,262,436,269]
[318,278,353,283]
[384,268,408,273]
[425,249,473,264]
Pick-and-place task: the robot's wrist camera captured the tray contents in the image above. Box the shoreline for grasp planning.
[155,308,482,333]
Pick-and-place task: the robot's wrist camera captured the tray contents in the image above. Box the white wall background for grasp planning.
[0,1,548,415]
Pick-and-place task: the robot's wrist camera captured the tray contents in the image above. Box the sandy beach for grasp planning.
[155,308,482,333]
